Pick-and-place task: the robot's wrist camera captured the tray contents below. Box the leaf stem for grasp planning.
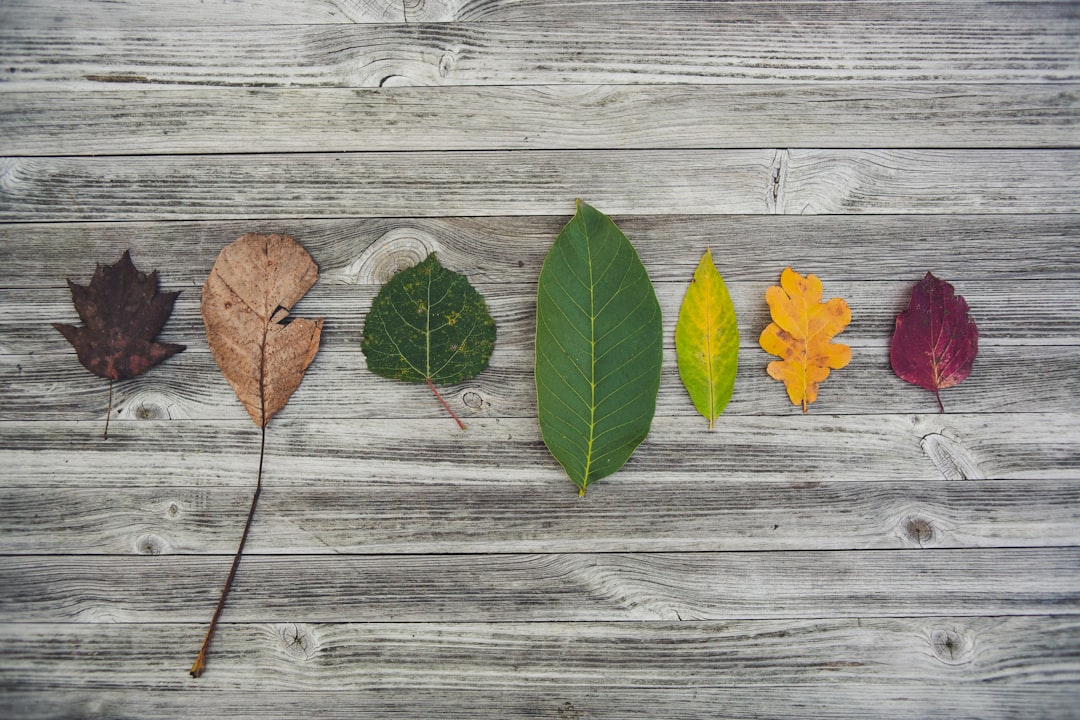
[190,423,266,678]
[104,379,113,439]
[935,389,945,414]
[426,376,465,430]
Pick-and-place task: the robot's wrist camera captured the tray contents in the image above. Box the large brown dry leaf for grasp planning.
[201,234,323,427]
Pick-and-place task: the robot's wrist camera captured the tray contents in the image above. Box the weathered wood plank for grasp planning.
[3,343,1076,421]
[2,150,1077,220]
[0,414,1075,488]
[5,686,1079,720]
[12,277,1079,357]
[2,0,1069,28]
[2,215,1078,286]
[3,84,1077,155]
[2,10,1077,88]
[2,617,1077,689]
[3,479,1077,554]
[2,550,1077,622]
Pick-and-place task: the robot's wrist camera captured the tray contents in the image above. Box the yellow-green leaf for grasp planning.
[675,248,739,429]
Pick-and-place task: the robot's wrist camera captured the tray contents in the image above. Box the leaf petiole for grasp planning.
[426,376,465,430]
[104,379,113,439]
[190,424,266,678]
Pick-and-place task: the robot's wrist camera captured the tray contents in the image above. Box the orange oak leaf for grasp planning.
[758,268,851,413]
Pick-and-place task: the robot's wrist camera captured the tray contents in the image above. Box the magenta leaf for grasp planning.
[890,272,978,413]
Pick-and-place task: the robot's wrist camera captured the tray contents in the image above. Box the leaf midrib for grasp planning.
[584,214,597,493]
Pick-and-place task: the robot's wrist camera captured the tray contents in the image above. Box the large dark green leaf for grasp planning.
[535,200,663,496]
[361,253,496,429]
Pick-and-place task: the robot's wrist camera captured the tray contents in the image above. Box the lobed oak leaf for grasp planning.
[890,272,978,413]
[759,267,851,413]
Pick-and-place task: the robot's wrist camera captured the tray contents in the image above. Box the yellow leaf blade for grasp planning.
[675,248,739,428]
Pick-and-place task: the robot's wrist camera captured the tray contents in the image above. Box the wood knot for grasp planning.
[461,390,484,409]
[276,622,319,661]
[166,501,181,518]
[903,516,934,547]
[134,402,166,420]
[930,627,973,665]
[134,532,170,555]
[332,228,437,285]
[438,52,455,78]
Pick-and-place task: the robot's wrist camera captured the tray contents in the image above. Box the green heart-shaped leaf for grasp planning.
[535,200,663,496]
[361,253,496,428]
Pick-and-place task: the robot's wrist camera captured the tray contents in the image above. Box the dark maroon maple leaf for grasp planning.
[54,251,185,380]
[890,272,978,413]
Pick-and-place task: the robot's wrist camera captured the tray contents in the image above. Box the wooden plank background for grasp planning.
[1,0,1078,717]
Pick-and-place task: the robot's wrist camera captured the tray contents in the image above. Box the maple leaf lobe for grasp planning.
[54,250,185,380]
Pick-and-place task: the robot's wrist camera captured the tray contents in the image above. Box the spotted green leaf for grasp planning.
[675,248,739,428]
[535,200,663,496]
[361,253,496,428]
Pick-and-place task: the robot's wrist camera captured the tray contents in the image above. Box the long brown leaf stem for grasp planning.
[190,423,266,678]
[426,376,466,430]
[103,379,113,439]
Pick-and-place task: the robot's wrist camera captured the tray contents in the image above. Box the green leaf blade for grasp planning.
[361,253,496,423]
[535,201,663,496]
[675,248,739,429]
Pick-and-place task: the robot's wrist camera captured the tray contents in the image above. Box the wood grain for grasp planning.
[3,85,1077,155]
[4,0,1073,28]
[2,617,1077,689]
[2,10,1077,89]
[1,0,1078,714]
[2,215,1078,287]
[3,343,1077,422]
[2,549,1077,622]
[16,278,1080,353]
[4,687,1079,720]
[0,414,1075,489]
[3,479,1077,554]
[2,150,1078,220]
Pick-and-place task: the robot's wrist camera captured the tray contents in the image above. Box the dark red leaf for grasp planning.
[890,272,978,413]
[53,250,185,380]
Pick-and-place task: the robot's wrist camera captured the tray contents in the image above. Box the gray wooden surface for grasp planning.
[1,1,1079,717]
